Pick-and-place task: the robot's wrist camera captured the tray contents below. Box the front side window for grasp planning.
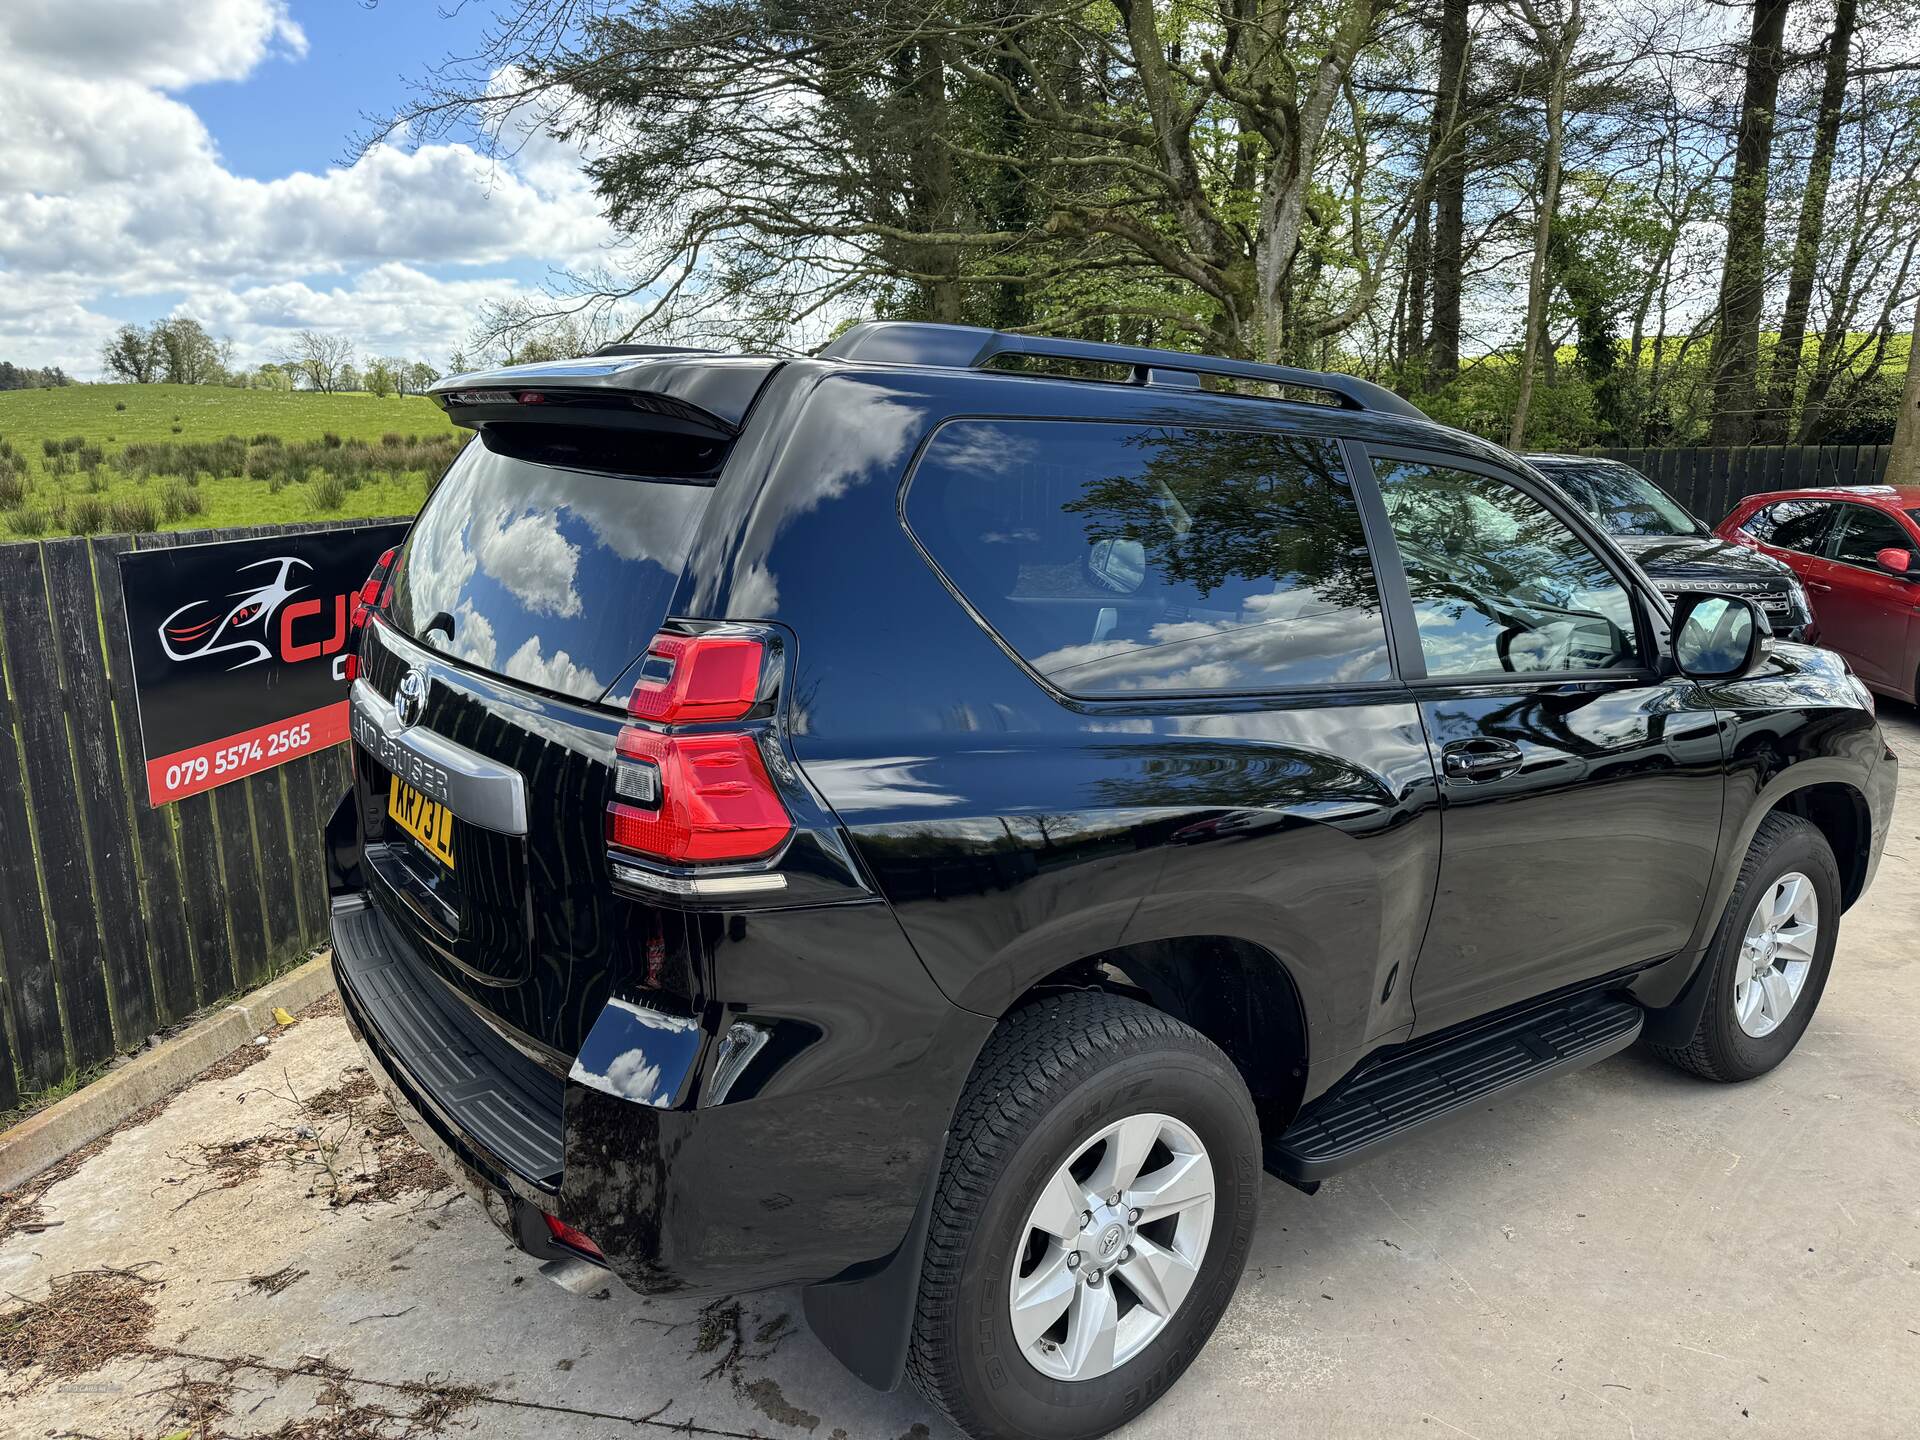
[1742,500,1836,553]
[1830,505,1914,567]
[1374,457,1638,676]
[904,420,1392,695]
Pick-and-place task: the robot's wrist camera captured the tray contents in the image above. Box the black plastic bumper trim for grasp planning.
[331,898,564,1189]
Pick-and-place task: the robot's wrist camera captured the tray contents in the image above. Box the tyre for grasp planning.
[906,992,1260,1440]
[1651,812,1841,1083]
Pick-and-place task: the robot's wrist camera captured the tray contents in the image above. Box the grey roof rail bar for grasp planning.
[820,321,1429,421]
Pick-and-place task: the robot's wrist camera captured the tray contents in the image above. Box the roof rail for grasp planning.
[820,321,1428,421]
[591,342,722,358]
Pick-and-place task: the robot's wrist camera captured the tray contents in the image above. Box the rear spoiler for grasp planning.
[431,355,779,440]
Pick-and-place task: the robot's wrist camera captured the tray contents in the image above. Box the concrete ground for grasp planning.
[4,708,1916,1440]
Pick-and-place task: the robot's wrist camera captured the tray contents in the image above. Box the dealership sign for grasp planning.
[119,525,409,805]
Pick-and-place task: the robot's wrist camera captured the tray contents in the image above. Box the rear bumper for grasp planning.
[327,809,992,1300]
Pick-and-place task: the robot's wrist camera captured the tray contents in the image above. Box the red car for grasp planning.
[1716,484,1920,702]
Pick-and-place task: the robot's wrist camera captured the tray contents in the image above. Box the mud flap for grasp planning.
[800,1133,945,1392]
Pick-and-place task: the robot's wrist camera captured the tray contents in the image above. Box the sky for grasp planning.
[0,0,607,379]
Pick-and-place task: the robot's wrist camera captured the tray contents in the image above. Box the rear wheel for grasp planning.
[1651,813,1840,1082]
[907,992,1259,1440]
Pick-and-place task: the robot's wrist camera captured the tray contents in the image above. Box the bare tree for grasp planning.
[1505,0,1583,448]
[285,331,356,394]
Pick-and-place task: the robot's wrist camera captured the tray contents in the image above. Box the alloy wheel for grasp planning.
[1007,1112,1215,1382]
[1733,870,1819,1039]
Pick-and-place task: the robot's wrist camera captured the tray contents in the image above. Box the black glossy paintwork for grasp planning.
[1406,679,1727,1032]
[329,342,1895,1331]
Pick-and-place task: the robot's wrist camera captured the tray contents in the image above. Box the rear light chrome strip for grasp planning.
[608,858,788,899]
[350,678,529,835]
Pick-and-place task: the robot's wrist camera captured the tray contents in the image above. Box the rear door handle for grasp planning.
[1442,739,1524,782]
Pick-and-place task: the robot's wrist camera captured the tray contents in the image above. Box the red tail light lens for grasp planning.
[350,546,399,629]
[607,729,790,863]
[344,546,399,681]
[606,630,791,867]
[626,633,764,723]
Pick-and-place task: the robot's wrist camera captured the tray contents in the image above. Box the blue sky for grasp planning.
[1,0,607,377]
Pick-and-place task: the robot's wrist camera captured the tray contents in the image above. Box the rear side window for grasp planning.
[904,419,1391,695]
[388,432,709,702]
[1741,500,1836,553]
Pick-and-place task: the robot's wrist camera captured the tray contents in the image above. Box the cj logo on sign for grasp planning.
[157,555,357,673]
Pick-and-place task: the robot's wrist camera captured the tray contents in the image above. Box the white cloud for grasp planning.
[0,0,609,374]
[4,0,306,89]
[503,635,600,697]
[474,507,583,617]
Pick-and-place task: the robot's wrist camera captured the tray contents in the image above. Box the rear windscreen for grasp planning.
[387,431,710,703]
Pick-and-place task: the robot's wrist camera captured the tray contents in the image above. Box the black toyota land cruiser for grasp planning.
[325,324,1896,1440]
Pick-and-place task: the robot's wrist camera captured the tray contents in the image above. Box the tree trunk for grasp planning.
[1253,0,1381,360]
[1509,8,1577,451]
[1426,0,1470,388]
[1757,0,1857,442]
[1709,0,1792,446]
[1406,196,1431,371]
[1888,289,1920,485]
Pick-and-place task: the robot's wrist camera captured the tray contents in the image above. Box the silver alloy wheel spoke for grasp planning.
[1115,1233,1199,1318]
[1008,1112,1216,1382]
[1127,1150,1212,1225]
[1091,1112,1162,1197]
[1010,1249,1078,1351]
[1030,1164,1093,1244]
[1059,1275,1119,1379]
[1734,870,1819,1040]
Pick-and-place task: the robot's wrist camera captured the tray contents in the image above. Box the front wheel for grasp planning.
[907,992,1260,1440]
[1652,812,1841,1082]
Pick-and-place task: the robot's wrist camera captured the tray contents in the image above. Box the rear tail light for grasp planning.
[606,631,793,881]
[343,546,399,682]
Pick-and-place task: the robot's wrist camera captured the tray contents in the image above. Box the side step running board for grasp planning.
[1267,992,1643,1184]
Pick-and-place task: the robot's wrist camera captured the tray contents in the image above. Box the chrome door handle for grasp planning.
[1442,739,1524,782]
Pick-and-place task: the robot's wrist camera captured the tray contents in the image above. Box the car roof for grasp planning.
[1524,453,1638,471]
[1732,483,1920,511]
[434,320,1482,439]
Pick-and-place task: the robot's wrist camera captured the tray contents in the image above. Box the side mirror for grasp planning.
[1875,546,1914,577]
[1670,592,1768,681]
[1086,538,1147,595]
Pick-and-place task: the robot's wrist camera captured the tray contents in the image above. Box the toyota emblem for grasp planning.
[395,667,428,729]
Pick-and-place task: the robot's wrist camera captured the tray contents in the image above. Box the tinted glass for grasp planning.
[1742,500,1835,552]
[389,434,709,702]
[1539,461,1702,537]
[1374,458,1637,675]
[906,420,1392,695]
[1830,505,1912,566]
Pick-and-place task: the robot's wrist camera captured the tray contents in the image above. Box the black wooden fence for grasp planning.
[1590,445,1890,525]
[0,520,400,1109]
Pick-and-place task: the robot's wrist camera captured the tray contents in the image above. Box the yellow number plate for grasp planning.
[387,776,455,869]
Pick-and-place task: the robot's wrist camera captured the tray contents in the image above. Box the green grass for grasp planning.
[0,384,463,537]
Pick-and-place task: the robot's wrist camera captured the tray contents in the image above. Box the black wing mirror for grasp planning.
[1670,592,1768,680]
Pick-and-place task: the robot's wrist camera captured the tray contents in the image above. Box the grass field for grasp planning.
[0,383,464,537]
